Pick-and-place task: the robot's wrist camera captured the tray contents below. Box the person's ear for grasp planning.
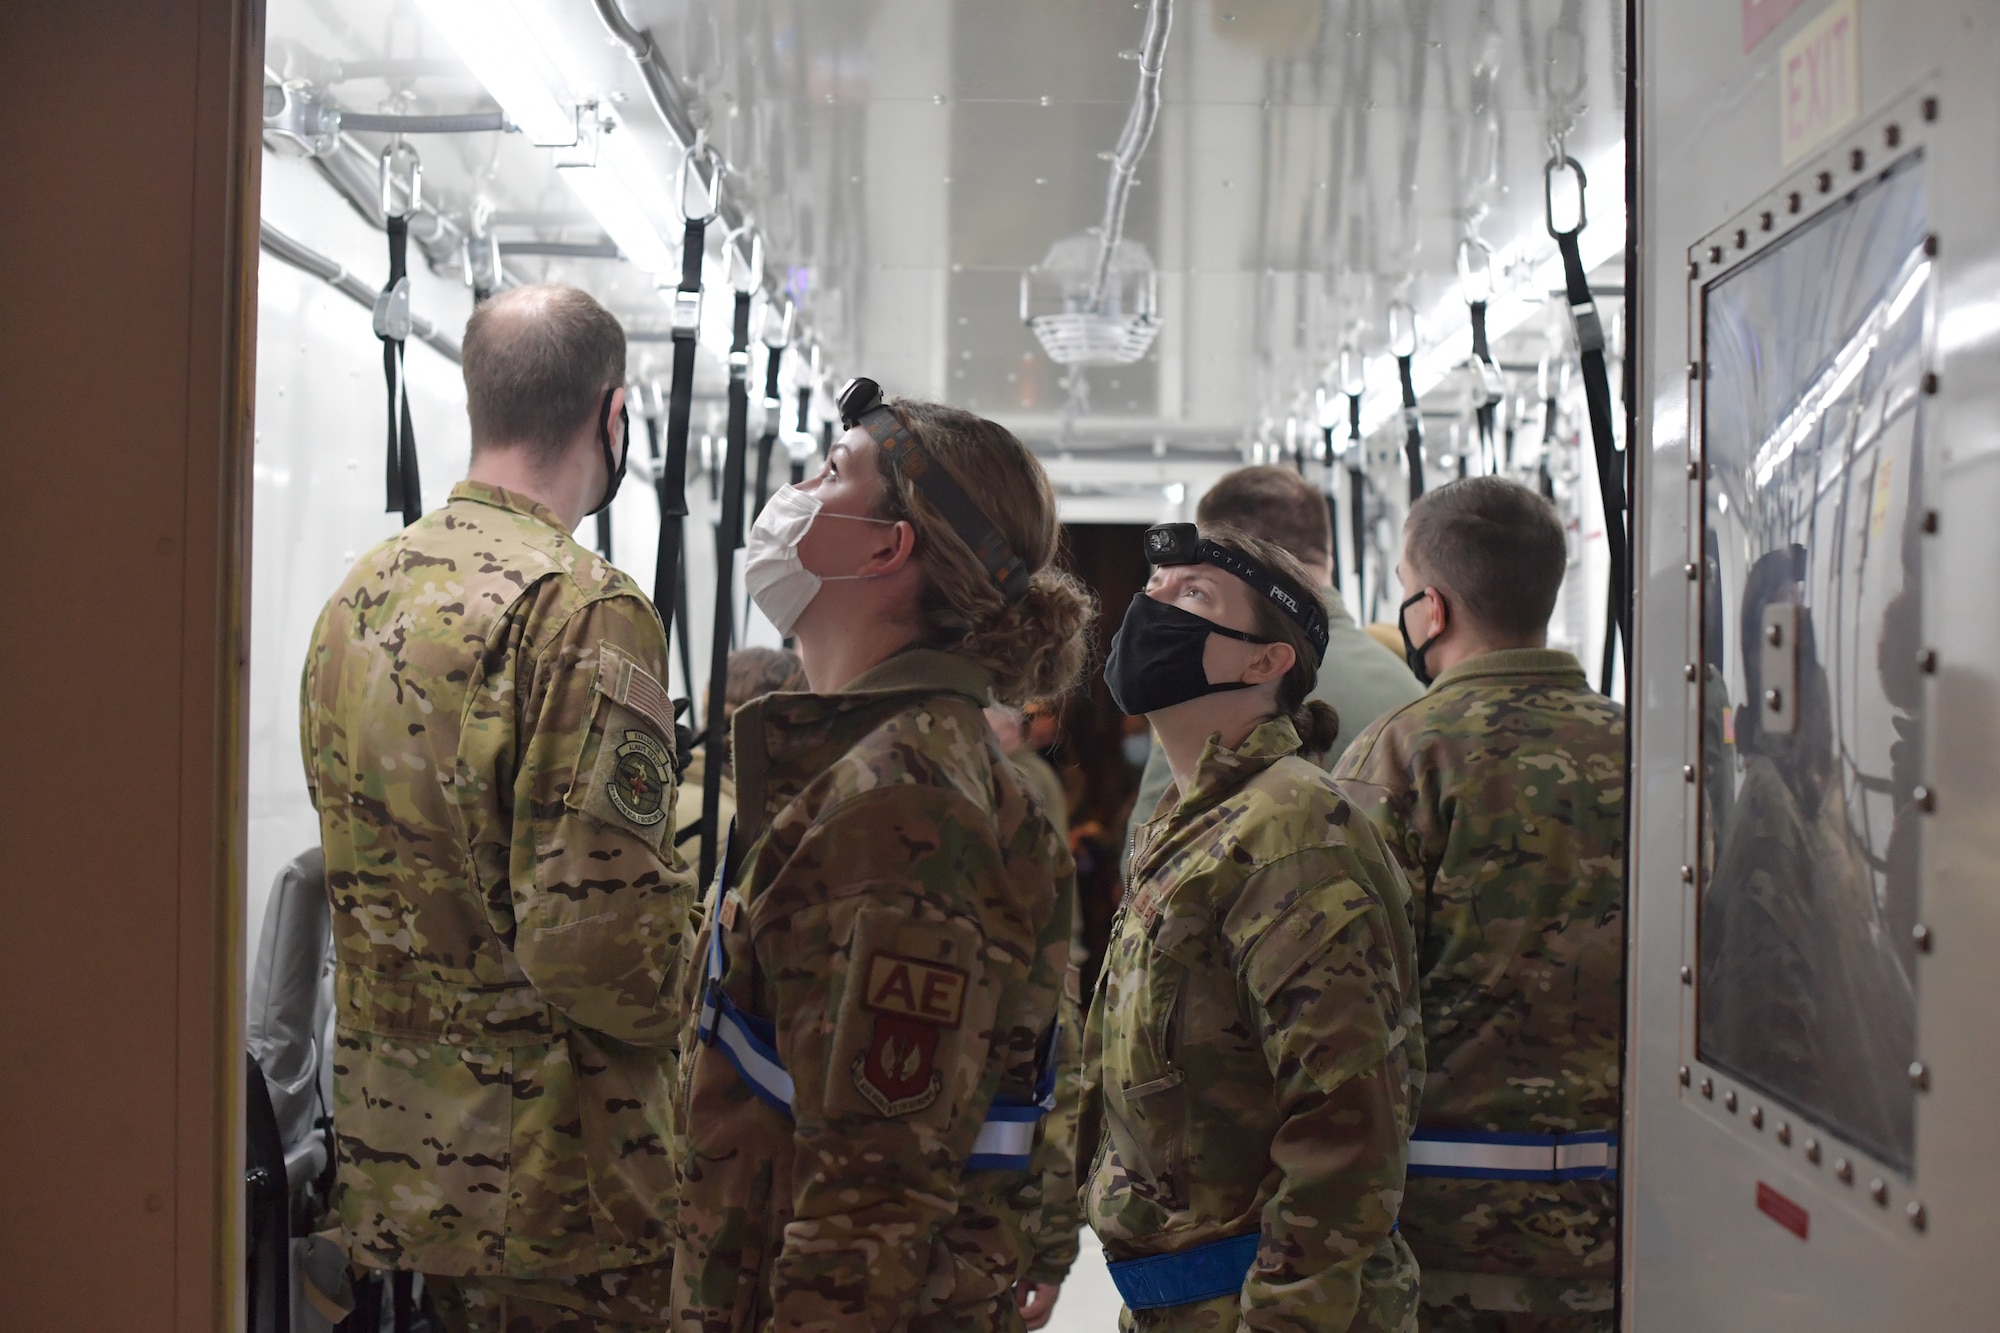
[1426,587,1449,639]
[854,518,918,577]
[1241,639,1296,686]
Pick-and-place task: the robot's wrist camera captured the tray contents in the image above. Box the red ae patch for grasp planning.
[851,1014,942,1116]
[863,954,968,1028]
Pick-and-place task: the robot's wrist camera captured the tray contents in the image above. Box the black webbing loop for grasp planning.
[644,412,695,693]
[594,506,613,561]
[792,386,812,484]
[378,214,421,526]
[656,215,707,669]
[1345,392,1367,606]
[1398,352,1424,502]
[1539,390,1559,502]
[1547,153,1630,692]
[754,340,784,521]
[699,285,754,885]
[1470,299,1499,475]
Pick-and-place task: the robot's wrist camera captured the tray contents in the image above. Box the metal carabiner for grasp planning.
[1337,344,1366,398]
[724,224,763,294]
[379,140,422,221]
[1545,154,1588,240]
[1387,300,1418,360]
[1457,236,1495,305]
[762,295,795,349]
[678,137,726,225]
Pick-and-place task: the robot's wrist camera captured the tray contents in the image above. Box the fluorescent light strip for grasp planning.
[412,0,575,146]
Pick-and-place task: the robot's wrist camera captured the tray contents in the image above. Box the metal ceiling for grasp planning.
[263,0,1628,467]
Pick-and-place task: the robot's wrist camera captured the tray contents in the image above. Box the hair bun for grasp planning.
[964,567,1098,706]
[1292,699,1340,756]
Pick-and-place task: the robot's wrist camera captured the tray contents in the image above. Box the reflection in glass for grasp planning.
[1696,155,1928,1173]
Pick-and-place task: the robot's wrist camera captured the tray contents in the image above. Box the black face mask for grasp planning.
[1398,587,1445,686]
[1104,592,1274,716]
[590,391,630,516]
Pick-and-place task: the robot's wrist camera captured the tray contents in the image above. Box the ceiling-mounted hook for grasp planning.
[723,223,762,293]
[1457,236,1495,305]
[379,139,422,220]
[1387,300,1418,360]
[677,136,725,225]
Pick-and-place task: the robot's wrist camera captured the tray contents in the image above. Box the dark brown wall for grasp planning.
[0,1,262,1327]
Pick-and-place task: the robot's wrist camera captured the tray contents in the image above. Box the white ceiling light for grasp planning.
[411,0,575,146]
[414,0,679,279]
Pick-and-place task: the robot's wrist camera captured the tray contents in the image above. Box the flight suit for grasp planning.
[300,480,698,1329]
[673,649,1076,1332]
[1125,588,1422,864]
[1332,649,1625,1332]
[1086,717,1426,1333]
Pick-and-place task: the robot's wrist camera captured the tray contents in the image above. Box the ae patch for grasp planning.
[862,953,968,1028]
[851,1014,943,1116]
[606,729,670,827]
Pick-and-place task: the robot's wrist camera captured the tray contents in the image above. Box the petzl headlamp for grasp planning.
[837,377,1031,602]
[1143,522,1330,660]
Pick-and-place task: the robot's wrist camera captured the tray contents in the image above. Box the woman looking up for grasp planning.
[673,380,1096,1331]
[1085,522,1425,1332]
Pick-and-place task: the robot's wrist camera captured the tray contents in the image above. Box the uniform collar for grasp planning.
[728,648,995,853]
[1321,585,1358,632]
[1430,646,1588,689]
[1159,715,1302,824]
[449,479,569,535]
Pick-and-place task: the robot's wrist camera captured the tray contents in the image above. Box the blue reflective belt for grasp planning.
[694,841,1054,1171]
[1106,1232,1260,1311]
[1407,1129,1619,1182]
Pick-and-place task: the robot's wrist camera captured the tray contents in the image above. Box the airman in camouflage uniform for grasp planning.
[1085,715,1426,1333]
[672,648,1075,1331]
[301,478,698,1327]
[1333,650,1625,1331]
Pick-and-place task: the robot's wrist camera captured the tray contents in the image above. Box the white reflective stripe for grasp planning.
[969,1116,1036,1162]
[1555,1138,1616,1173]
[1408,1138,1558,1175]
[716,1009,793,1107]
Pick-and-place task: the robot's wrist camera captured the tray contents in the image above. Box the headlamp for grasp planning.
[1143,522,1330,659]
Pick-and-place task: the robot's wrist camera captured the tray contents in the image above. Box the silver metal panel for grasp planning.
[1629,1,2000,1325]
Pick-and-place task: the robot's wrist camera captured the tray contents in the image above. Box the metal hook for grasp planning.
[1387,301,1418,359]
[763,295,795,348]
[677,138,725,225]
[723,223,762,292]
[379,139,422,220]
[1544,154,1588,240]
[1337,344,1366,397]
[1457,236,1495,305]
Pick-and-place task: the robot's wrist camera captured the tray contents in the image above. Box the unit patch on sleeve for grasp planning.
[848,953,967,1115]
[863,953,968,1028]
[606,729,670,827]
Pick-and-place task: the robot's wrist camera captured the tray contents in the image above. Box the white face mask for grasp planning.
[742,483,896,636]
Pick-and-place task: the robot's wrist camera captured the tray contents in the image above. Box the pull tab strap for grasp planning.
[378,215,421,526]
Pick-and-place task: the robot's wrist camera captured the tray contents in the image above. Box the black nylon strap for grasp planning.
[380,215,421,526]
[594,506,613,561]
[1348,462,1368,619]
[699,287,754,886]
[1471,299,1499,474]
[656,216,707,660]
[1398,352,1424,502]
[753,343,784,520]
[1554,225,1631,689]
[792,386,811,484]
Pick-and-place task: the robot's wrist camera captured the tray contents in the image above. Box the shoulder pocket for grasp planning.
[567,644,679,854]
[1240,877,1373,1006]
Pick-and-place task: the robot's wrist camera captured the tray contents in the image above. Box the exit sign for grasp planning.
[1781,0,1859,165]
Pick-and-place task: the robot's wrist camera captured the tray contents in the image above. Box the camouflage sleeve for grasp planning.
[1231,851,1412,1331]
[1022,965,1085,1285]
[500,592,697,1047]
[751,784,1045,1329]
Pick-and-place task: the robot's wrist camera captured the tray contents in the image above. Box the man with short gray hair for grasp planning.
[1333,476,1626,1333]
[301,283,695,1331]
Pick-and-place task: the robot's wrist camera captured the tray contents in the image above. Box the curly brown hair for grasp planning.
[871,400,1098,706]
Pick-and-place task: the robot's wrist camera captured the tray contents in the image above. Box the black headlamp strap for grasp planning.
[839,381,1031,603]
[1144,524,1329,659]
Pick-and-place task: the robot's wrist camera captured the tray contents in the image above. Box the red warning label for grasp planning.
[1757,1181,1810,1240]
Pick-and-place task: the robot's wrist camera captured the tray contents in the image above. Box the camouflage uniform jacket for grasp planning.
[672,648,1076,1332]
[300,480,698,1279]
[1331,649,1624,1311]
[1085,717,1425,1332]
[1126,588,1423,865]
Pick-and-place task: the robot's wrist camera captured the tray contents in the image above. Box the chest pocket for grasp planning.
[1099,905,1198,1209]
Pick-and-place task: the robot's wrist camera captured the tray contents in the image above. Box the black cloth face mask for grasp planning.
[589,390,630,516]
[1398,587,1446,686]
[1104,592,1274,716]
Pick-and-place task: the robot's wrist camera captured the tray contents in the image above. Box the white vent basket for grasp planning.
[1021,235,1159,368]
